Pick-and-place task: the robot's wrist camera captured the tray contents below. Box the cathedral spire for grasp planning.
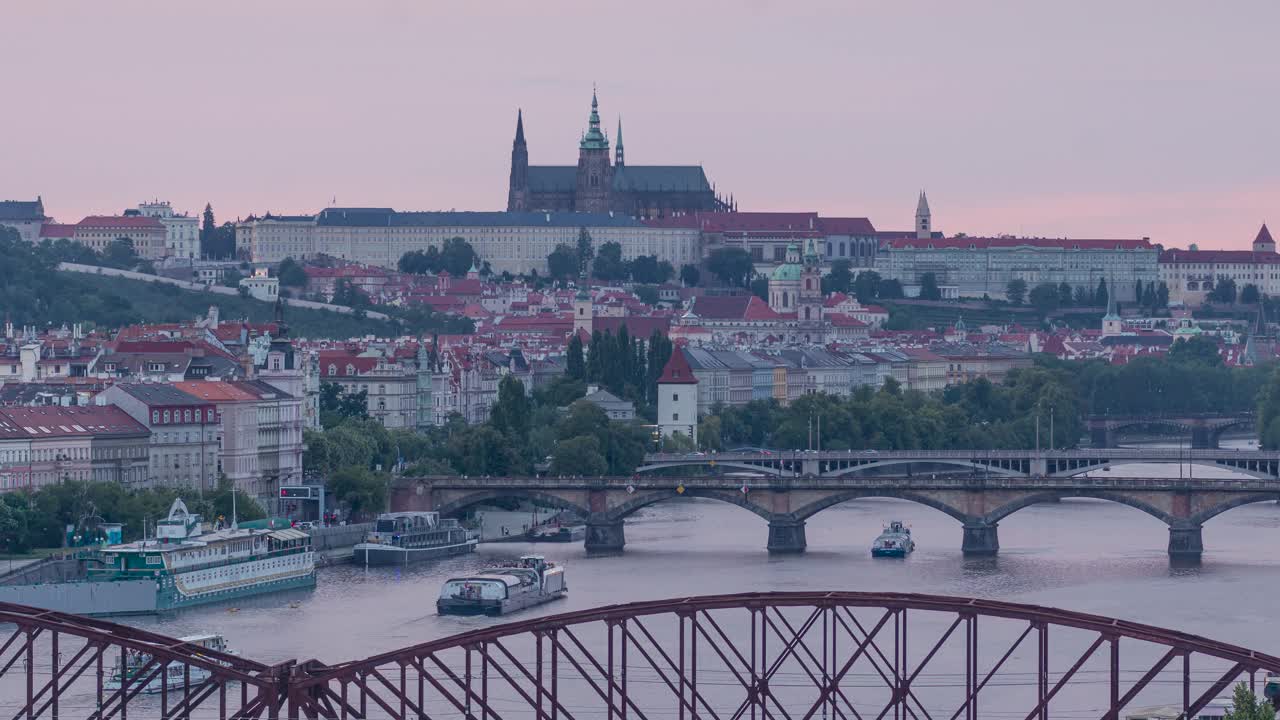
[615,116,625,167]
[580,87,608,150]
[514,108,525,146]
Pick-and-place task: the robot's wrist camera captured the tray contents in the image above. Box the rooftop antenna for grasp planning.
[231,489,238,530]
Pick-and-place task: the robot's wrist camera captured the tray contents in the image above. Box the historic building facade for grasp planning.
[1159,224,1279,307]
[507,91,732,218]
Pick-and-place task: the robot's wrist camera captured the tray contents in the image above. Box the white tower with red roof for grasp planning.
[1254,224,1275,253]
[656,348,698,445]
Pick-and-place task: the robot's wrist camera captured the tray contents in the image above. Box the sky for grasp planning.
[2,1,1276,249]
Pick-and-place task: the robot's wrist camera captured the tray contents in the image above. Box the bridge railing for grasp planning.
[401,474,1280,491]
[643,448,1280,462]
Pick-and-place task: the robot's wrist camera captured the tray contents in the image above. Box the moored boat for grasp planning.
[0,498,316,615]
[106,633,238,694]
[437,555,567,616]
[871,521,915,558]
[525,524,587,543]
[353,512,477,565]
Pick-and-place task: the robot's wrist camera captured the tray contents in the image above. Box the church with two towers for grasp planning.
[507,91,733,218]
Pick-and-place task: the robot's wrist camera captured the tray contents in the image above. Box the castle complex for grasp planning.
[507,91,733,218]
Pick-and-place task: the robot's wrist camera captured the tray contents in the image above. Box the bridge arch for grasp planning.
[604,488,776,523]
[823,459,1024,478]
[789,490,973,525]
[633,460,783,476]
[981,491,1177,526]
[1209,417,1257,444]
[1187,492,1280,526]
[433,489,591,519]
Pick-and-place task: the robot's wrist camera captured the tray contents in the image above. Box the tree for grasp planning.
[439,236,479,278]
[222,268,244,288]
[276,257,308,287]
[576,227,594,276]
[853,270,882,304]
[1241,283,1261,304]
[546,244,579,282]
[550,435,607,476]
[1156,281,1170,309]
[1029,283,1060,316]
[399,247,442,275]
[1005,278,1027,305]
[680,264,701,287]
[823,260,854,295]
[319,382,368,428]
[633,285,660,306]
[1167,336,1222,366]
[1095,278,1109,309]
[490,375,531,438]
[629,255,673,284]
[200,203,216,257]
[879,279,905,299]
[1208,277,1238,304]
[1221,681,1274,720]
[103,238,141,269]
[1057,282,1073,307]
[566,334,586,380]
[1073,285,1090,306]
[750,275,769,301]
[327,466,387,521]
[592,241,628,282]
[1134,279,1144,305]
[706,247,754,287]
[918,272,942,301]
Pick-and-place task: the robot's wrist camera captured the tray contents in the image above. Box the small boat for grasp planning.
[437,555,567,616]
[871,521,915,558]
[105,634,237,694]
[354,512,478,565]
[525,524,587,543]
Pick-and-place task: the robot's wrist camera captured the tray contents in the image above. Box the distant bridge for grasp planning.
[1085,412,1256,448]
[390,473,1280,559]
[637,448,1280,479]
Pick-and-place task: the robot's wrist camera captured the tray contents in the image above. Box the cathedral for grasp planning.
[507,91,733,218]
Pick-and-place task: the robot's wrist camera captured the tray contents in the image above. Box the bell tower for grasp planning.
[916,190,932,240]
[575,89,613,214]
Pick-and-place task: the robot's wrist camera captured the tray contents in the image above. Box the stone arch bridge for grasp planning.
[389,474,1280,560]
[1085,412,1256,449]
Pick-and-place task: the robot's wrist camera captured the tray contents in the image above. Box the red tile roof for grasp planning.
[317,353,379,377]
[657,349,698,385]
[0,406,147,438]
[1159,249,1280,265]
[39,223,76,238]
[820,217,877,235]
[1255,224,1274,246]
[883,236,1153,250]
[76,216,164,230]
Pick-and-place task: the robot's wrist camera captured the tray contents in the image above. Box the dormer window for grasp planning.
[152,411,159,423]
[328,364,337,375]
[346,364,356,375]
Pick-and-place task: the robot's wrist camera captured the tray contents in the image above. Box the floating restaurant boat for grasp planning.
[353,511,478,565]
[436,555,567,616]
[0,499,315,615]
[871,521,915,558]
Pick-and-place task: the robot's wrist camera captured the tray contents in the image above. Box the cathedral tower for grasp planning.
[508,110,529,211]
[575,89,613,214]
[916,190,932,240]
[798,238,824,325]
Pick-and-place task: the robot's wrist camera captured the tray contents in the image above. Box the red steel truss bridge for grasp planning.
[3,592,1279,719]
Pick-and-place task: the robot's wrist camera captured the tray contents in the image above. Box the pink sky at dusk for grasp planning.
[2,1,1276,250]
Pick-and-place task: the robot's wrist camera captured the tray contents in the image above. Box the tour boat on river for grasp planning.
[106,633,238,694]
[871,521,915,558]
[437,555,567,616]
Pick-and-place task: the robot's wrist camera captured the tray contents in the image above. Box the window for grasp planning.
[152,411,160,423]
[672,393,679,402]
[163,411,171,423]
[672,413,679,421]
[184,410,192,423]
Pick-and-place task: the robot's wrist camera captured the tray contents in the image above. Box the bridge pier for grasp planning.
[1090,427,1114,448]
[1191,427,1215,450]
[767,520,807,554]
[962,522,1000,556]
[585,519,626,555]
[1168,524,1203,560]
